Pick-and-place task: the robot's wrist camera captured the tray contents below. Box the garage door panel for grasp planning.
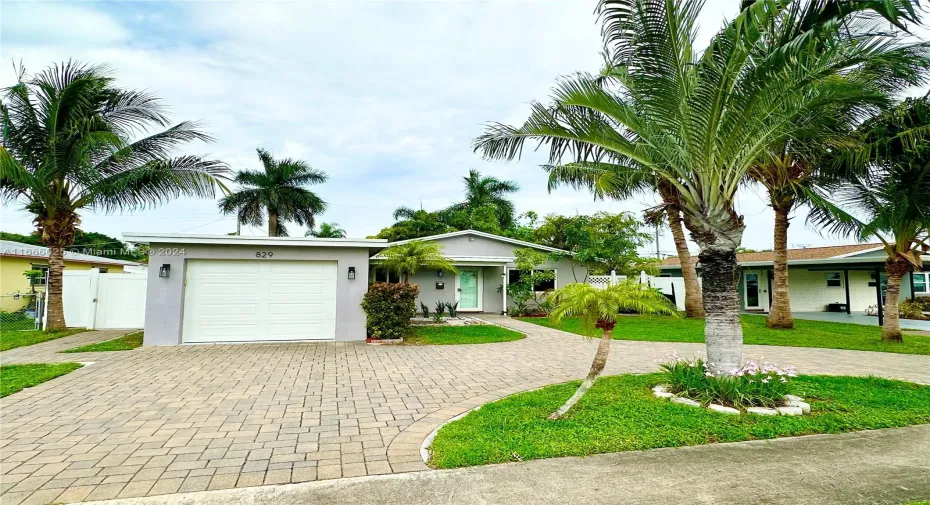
[182,260,337,343]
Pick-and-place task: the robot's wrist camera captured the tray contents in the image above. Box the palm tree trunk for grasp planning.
[666,208,704,318]
[766,204,793,329]
[699,249,743,372]
[45,245,67,331]
[549,324,613,420]
[268,212,278,237]
[882,259,910,343]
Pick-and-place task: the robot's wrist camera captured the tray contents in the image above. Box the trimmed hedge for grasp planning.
[362,282,419,339]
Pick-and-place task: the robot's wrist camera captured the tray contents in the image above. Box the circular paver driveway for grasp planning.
[2,317,928,504]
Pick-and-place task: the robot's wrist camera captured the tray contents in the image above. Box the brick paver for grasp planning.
[1,318,928,504]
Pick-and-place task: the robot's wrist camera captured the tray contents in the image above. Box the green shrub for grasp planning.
[913,296,930,311]
[901,298,929,320]
[659,354,796,408]
[361,283,419,339]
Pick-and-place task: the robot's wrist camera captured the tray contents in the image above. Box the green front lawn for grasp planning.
[62,331,143,353]
[428,374,930,468]
[404,325,525,345]
[0,328,86,352]
[520,315,930,355]
[0,363,83,398]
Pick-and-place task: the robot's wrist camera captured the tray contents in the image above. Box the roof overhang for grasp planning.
[370,254,516,263]
[659,255,930,270]
[385,229,572,255]
[123,233,387,248]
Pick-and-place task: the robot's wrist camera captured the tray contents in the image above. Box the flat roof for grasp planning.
[123,233,388,248]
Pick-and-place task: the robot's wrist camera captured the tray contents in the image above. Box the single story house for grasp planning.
[659,243,930,314]
[0,239,139,312]
[124,230,585,346]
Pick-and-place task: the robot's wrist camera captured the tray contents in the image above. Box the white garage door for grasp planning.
[182,260,337,343]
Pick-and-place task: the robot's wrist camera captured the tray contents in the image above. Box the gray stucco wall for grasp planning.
[403,233,587,313]
[144,243,371,345]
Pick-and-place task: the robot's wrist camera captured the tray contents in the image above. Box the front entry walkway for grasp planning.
[2,320,928,504]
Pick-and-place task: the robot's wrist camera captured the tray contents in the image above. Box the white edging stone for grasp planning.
[746,407,778,416]
[708,404,740,415]
[776,406,803,416]
[651,386,810,418]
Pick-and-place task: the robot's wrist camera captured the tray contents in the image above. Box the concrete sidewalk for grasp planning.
[84,425,930,505]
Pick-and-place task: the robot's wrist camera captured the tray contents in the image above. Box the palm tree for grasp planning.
[306,222,346,238]
[219,148,327,237]
[546,164,705,318]
[0,62,228,330]
[473,0,923,372]
[456,169,520,229]
[377,241,458,283]
[809,97,930,342]
[547,281,678,420]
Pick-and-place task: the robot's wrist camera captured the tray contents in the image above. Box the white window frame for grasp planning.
[913,272,929,294]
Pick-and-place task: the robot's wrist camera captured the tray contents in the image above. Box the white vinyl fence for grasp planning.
[44,268,146,329]
[587,270,699,311]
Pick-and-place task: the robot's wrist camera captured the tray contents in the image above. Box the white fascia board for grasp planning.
[386,229,572,255]
[124,233,387,248]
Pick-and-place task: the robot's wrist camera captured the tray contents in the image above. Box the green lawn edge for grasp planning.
[0,328,87,352]
[404,325,525,345]
[62,331,144,353]
[519,314,930,355]
[0,363,83,397]
[428,374,930,469]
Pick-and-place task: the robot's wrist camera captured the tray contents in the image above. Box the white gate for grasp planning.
[95,274,146,329]
[45,269,146,329]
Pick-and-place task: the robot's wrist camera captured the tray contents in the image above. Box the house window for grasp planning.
[372,267,399,283]
[29,264,49,286]
[914,272,929,294]
[508,269,556,291]
[825,272,842,288]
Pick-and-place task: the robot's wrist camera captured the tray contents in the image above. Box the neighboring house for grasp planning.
[0,239,139,312]
[125,230,586,346]
[659,243,930,314]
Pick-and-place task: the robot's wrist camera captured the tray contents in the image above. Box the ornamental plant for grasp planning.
[658,354,797,409]
[361,282,419,340]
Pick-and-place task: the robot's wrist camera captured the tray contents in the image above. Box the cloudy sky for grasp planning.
[1,0,926,256]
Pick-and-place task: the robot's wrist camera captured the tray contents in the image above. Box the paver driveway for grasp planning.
[2,317,928,505]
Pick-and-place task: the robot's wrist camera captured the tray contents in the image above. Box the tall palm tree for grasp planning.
[546,163,705,318]
[306,222,346,238]
[456,169,520,229]
[473,0,923,372]
[0,61,228,330]
[809,97,930,342]
[377,241,458,283]
[219,149,327,237]
[745,3,929,330]
[547,281,678,419]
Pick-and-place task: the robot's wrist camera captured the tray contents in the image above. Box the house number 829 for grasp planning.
[256,252,274,258]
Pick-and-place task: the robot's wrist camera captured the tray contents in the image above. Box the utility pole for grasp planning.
[655,223,661,259]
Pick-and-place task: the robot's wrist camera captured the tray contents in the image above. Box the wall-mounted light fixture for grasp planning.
[437,270,444,278]
[348,266,356,280]
[159,264,171,278]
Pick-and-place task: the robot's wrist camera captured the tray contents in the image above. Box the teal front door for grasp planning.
[458,269,480,310]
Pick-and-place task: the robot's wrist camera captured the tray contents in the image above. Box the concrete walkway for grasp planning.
[791,311,930,331]
[1,320,929,505]
[81,425,930,505]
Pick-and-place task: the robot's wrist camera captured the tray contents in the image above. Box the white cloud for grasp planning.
[1,0,920,255]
